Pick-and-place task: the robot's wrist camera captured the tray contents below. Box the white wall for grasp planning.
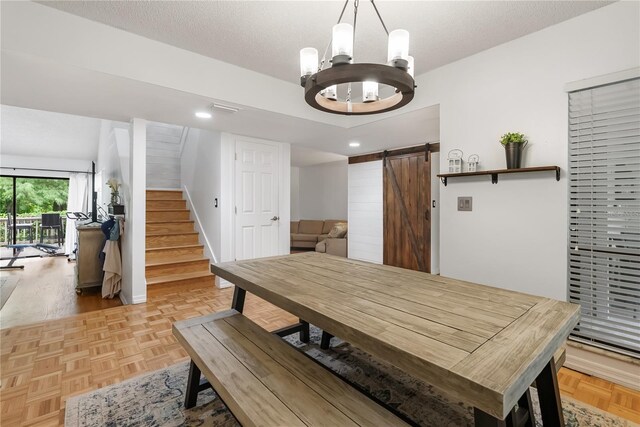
[414,2,638,300]
[348,161,383,263]
[344,3,638,300]
[147,122,183,189]
[295,160,348,220]
[180,128,222,263]
[290,166,300,221]
[96,120,130,210]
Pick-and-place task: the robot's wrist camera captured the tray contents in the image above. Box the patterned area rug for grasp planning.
[65,327,637,427]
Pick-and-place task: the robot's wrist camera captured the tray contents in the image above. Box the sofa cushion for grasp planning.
[291,233,319,242]
[328,222,348,238]
[322,220,346,234]
[315,240,326,253]
[298,220,324,235]
[290,221,299,233]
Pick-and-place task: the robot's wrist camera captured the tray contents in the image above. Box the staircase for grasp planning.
[145,189,215,289]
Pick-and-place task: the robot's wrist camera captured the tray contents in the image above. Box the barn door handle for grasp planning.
[424,210,430,221]
[271,216,280,221]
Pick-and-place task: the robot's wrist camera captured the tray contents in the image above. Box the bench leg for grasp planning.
[185,360,202,409]
[320,331,333,349]
[231,286,246,313]
[299,319,310,343]
[536,358,564,427]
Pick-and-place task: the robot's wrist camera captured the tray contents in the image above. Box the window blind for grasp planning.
[568,77,640,357]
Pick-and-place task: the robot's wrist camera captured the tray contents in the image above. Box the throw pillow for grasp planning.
[327,222,348,238]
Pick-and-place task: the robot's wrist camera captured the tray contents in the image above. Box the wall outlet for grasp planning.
[458,196,472,211]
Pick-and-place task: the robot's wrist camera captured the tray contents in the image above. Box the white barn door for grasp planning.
[235,139,280,260]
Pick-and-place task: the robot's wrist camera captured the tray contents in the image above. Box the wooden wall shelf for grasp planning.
[437,166,560,186]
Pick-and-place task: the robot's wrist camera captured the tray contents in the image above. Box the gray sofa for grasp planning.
[290,220,347,257]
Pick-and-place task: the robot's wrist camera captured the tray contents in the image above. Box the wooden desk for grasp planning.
[211,252,580,426]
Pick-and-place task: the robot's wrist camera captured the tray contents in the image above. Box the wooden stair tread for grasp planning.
[146,256,209,267]
[147,270,214,285]
[146,188,210,286]
[146,244,204,252]
[146,231,198,237]
[173,311,408,426]
[146,220,194,224]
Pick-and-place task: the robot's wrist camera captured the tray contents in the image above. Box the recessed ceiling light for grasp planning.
[349,142,360,147]
[195,111,212,119]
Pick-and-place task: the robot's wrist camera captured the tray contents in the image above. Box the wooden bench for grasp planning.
[173,310,409,426]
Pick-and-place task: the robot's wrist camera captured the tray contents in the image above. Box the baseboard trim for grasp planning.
[565,343,640,391]
[146,187,182,191]
[131,293,147,304]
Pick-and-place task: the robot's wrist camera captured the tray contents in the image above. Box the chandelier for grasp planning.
[299,0,415,116]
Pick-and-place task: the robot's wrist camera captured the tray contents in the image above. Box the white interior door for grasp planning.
[235,139,280,260]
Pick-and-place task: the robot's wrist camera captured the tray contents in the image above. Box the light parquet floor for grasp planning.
[0,282,297,426]
[1,281,639,426]
[0,257,122,330]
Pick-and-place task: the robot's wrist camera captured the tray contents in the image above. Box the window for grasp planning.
[568,77,640,357]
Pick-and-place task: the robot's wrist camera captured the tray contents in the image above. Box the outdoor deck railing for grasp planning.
[0,216,68,245]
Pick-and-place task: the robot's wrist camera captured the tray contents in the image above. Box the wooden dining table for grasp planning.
[211,252,580,426]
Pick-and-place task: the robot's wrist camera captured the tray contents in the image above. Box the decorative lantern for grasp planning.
[467,154,479,172]
[448,149,463,173]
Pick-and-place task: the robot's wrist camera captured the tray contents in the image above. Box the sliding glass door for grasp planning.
[0,176,69,256]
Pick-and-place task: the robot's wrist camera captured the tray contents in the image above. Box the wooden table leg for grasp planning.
[474,387,537,427]
[517,389,536,427]
[231,286,246,313]
[473,407,514,427]
[299,319,310,343]
[185,360,201,409]
[320,331,333,349]
[536,358,565,427]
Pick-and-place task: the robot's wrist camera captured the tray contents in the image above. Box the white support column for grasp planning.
[121,118,147,304]
[215,133,235,289]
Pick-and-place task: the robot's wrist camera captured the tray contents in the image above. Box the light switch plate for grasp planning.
[458,196,472,211]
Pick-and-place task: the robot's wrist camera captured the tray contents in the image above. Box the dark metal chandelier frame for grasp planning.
[300,0,416,116]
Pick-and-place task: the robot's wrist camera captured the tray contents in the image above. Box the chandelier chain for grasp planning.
[347,0,359,103]
[352,0,359,53]
[370,0,389,36]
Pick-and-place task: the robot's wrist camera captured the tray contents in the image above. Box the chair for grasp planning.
[7,213,34,243]
[40,213,63,246]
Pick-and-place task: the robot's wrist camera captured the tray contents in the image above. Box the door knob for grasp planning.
[271,216,280,221]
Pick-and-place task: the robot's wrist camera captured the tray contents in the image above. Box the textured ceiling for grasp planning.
[40,1,611,84]
[0,105,101,160]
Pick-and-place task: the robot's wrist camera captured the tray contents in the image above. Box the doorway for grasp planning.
[0,175,69,258]
[383,147,434,272]
[234,139,281,260]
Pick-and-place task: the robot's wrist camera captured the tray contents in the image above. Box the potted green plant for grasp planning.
[500,132,528,169]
